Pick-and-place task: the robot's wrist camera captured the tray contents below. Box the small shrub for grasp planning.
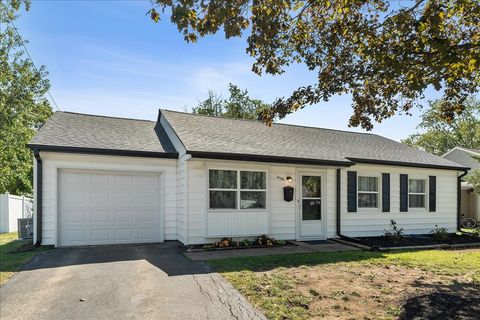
[239,239,253,246]
[430,225,449,241]
[255,234,277,246]
[212,237,235,248]
[276,240,287,245]
[383,220,405,243]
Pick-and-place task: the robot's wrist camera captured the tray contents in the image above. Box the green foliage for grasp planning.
[239,239,253,247]
[0,0,53,195]
[0,232,51,285]
[430,225,449,241]
[150,0,480,129]
[465,169,480,194]
[192,83,270,120]
[383,220,405,243]
[402,97,480,155]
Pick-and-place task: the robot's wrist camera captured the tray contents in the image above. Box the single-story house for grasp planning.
[442,147,479,220]
[28,110,469,247]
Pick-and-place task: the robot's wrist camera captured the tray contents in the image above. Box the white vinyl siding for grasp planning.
[175,155,188,243]
[341,164,458,237]
[34,152,461,246]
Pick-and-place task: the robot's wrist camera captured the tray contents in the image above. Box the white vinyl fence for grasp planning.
[0,193,33,233]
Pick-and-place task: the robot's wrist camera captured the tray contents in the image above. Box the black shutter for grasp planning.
[429,176,436,212]
[347,171,357,212]
[400,174,408,212]
[382,173,390,212]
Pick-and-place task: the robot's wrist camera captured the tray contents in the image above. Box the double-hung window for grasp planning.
[209,169,266,210]
[357,176,379,208]
[408,179,426,208]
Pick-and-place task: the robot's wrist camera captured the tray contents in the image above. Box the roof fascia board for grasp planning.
[187,151,353,167]
[347,157,469,171]
[27,144,179,159]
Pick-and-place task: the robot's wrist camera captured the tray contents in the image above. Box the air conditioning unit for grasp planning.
[18,218,33,239]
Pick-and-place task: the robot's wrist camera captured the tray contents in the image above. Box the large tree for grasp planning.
[0,0,53,195]
[149,0,479,129]
[402,97,480,156]
[192,83,270,120]
[464,155,480,194]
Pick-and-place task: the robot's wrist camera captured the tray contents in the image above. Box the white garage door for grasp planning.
[59,170,162,246]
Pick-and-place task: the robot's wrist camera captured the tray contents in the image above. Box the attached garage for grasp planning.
[58,170,162,246]
[28,112,179,246]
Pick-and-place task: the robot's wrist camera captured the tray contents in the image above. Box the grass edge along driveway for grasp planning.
[209,249,480,320]
[0,232,50,285]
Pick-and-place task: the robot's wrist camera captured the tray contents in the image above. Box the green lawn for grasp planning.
[209,249,480,320]
[0,232,50,285]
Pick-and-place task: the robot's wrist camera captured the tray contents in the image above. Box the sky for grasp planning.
[13,0,442,141]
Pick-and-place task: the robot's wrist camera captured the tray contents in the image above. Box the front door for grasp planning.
[299,174,324,238]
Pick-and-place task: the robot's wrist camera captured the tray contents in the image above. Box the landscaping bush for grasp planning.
[430,225,449,241]
[383,220,405,243]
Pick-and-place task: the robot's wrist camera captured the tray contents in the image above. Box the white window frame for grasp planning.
[208,169,267,211]
[357,174,381,211]
[408,177,428,210]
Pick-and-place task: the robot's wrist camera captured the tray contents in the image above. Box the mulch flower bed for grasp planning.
[187,235,294,252]
[357,233,480,248]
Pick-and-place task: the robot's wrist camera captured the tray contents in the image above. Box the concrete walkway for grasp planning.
[186,240,358,261]
[0,242,266,320]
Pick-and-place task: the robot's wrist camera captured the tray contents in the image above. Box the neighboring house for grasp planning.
[28,110,469,247]
[442,147,480,220]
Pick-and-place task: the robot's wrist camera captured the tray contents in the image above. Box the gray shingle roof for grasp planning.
[29,112,177,156]
[161,109,467,169]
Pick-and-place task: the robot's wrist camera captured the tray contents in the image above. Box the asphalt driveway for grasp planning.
[0,242,265,320]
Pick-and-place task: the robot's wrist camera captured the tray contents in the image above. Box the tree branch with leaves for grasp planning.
[402,97,480,156]
[149,0,479,129]
[0,0,53,195]
[192,83,270,120]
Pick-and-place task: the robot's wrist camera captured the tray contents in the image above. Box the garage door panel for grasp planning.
[91,210,111,223]
[138,228,155,240]
[59,170,162,246]
[115,229,134,241]
[137,191,157,205]
[64,229,87,242]
[114,191,134,204]
[65,209,88,224]
[115,210,134,223]
[138,210,155,223]
[136,176,157,187]
[65,173,86,186]
[90,174,110,188]
[91,192,110,204]
[91,229,112,242]
[65,191,87,204]
[114,175,134,188]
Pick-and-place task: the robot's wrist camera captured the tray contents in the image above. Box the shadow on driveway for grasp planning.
[21,241,211,277]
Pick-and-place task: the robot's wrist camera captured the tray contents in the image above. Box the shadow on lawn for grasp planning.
[209,250,386,272]
[399,280,480,320]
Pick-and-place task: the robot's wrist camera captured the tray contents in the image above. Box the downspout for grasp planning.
[33,150,42,247]
[336,168,360,243]
[457,169,469,231]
